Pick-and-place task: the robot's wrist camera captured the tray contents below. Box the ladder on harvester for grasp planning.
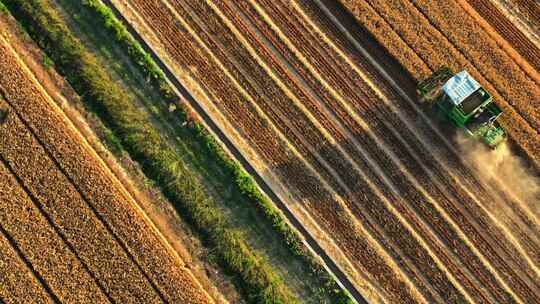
[417,66,454,102]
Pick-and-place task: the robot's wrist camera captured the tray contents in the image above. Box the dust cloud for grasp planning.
[455,133,540,218]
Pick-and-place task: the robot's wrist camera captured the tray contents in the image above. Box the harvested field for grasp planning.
[108,0,540,303]
[0,15,213,304]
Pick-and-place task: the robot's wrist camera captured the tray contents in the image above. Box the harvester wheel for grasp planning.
[0,108,8,124]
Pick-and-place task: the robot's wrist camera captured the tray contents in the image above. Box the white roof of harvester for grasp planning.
[442,70,481,106]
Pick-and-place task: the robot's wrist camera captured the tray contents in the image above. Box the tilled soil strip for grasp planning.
[0,37,212,303]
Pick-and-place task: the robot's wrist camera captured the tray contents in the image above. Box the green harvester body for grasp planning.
[417,66,506,148]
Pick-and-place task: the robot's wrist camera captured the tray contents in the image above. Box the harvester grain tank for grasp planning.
[417,66,506,148]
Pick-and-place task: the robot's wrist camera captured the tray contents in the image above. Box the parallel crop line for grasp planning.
[125,0,422,302]
[311,1,540,300]
[198,0,463,301]
[292,0,540,287]
[219,0,490,302]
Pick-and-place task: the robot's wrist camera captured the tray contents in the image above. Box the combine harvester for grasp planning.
[417,66,506,149]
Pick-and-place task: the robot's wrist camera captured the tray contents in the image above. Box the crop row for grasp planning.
[410,0,540,126]
[284,0,540,299]
[227,0,480,301]
[0,45,211,304]
[0,230,53,303]
[337,0,540,166]
[0,152,102,303]
[300,0,540,267]
[0,38,211,303]
[0,162,58,304]
[0,53,164,304]
[293,0,540,291]
[233,0,540,302]
[507,0,540,30]
[176,0,469,301]
[127,0,423,302]
[0,0,337,302]
[466,0,540,70]
[227,0,540,301]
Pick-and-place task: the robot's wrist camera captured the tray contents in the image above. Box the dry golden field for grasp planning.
[0,15,213,304]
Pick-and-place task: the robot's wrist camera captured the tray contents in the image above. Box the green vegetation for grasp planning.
[1,0,355,303]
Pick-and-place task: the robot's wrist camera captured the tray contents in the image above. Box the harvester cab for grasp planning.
[417,66,506,148]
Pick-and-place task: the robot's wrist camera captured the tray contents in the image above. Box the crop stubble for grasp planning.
[0,33,212,304]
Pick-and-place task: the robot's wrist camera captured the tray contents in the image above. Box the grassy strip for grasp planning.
[78,0,353,303]
[0,1,298,303]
